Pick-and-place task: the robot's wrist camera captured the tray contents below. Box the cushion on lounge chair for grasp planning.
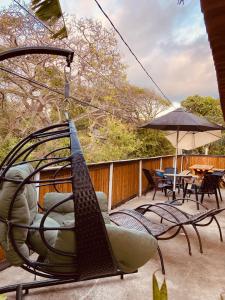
[46,221,157,273]
[0,164,37,265]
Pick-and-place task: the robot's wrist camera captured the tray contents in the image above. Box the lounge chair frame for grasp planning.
[135,198,224,254]
[110,207,192,275]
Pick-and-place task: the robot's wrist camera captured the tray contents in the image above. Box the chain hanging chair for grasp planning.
[0,47,157,299]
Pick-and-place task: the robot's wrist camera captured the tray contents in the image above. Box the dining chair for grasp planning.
[142,169,172,200]
[183,173,221,209]
[211,170,225,202]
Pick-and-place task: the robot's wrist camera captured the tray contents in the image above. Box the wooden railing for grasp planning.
[1,154,225,265]
[38,155,173,209]
[38,154,225,208]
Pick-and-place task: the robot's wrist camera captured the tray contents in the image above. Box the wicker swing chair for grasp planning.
[0,47,157,299]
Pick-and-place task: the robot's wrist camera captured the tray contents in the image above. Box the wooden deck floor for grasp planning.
[1,190,225,299]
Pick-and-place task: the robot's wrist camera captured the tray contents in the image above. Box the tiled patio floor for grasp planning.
[1,190,225,299]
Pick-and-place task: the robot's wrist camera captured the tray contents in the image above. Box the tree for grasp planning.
[79,117,140,162]
[181,95,225,154]
[115,84,171,124]
[0,4,126,140]
[0,3,174,163]
[135,129,174,158]
[181,95,224,125]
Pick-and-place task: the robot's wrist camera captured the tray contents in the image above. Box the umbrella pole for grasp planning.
[172,130,179,200]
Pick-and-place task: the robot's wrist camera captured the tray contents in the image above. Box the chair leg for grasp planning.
[200,193,204,204]
[215,190,220,209]
[192,225,203,254]
[164,188,167,197]
[183,183,187,198]
[213,216,223,241]
[181,226,192,256]
[218,187,223,202]
[152,189,157,200]
[157,245,165,275]
[195,190,199,210]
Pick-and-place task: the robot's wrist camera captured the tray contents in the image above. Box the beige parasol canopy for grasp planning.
[166,130,222,151]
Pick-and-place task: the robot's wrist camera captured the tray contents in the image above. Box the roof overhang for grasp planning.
[201,0,225,119]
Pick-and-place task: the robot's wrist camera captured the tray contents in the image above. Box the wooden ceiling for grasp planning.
[201,0,225,119]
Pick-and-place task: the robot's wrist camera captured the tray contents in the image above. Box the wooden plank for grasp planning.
[161,156,174,169]
[112,161,139,207]
[39,165,110,206]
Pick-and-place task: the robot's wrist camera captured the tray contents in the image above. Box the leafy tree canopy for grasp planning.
[181,95,225,155]
[181,95,224,125]
[0,3,172,163]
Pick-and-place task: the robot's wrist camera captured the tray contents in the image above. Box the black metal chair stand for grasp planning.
[0,47,133,299]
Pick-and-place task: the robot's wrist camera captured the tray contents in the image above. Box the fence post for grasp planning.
[108,163,114,211]
[181,155,184,172]
[160,157,163,170]
[139,159,142,197]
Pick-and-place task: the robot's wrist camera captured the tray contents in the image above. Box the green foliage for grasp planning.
[152,272,168,300]
[181,95,225,155]
[0,136,20,162]
[181,95,224,125]
[31,0,67,39]
[0,294,7,300]
[81,117,141,162]
[136,129,174,157]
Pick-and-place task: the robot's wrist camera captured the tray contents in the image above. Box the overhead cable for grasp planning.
[0,65,111,114]
[12,0,125,93]
[93,0,171,102]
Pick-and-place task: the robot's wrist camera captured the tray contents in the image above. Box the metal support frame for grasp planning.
[0,46,140,298]
[0,46,74,66]
[0,271,130,299]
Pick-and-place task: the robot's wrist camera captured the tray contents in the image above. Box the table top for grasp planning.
[164,172,194,178]
[189,164,214,171]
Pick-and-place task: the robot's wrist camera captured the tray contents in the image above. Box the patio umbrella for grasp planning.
[141,107,224,199]
[165,130,222,151]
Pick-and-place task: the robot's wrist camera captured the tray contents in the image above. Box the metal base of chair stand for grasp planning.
[0,271,134,299]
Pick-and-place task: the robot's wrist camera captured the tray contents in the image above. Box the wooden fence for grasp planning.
[1,154,225,265]
[38,154,225,208]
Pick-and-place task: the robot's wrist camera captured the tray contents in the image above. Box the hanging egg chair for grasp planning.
[0,47,157,299]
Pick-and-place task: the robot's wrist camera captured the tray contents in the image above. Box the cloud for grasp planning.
[61,0,219,104]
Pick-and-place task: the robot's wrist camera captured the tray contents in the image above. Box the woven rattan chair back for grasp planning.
[0,120,118,280]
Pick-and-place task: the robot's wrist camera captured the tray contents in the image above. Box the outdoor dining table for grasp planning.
[189,164,214,176]
[163,170,196,199]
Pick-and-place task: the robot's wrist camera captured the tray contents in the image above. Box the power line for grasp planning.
[0,65,111,114]
[6,1,172,118]
[12,0,126,94]
[93,0,171,102]
[0,65,136,122]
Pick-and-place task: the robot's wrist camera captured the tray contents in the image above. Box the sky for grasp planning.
[1,0,219,106]
[60,0,219,106]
